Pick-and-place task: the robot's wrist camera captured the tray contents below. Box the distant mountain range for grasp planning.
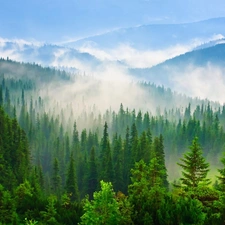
[130,43,225,87]
[0,17,225,83]
[1,41,225,103]
[194,38,225,50]
[0,41,101,72]
[66,17,225,50]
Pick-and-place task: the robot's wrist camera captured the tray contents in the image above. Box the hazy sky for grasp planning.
[1,0,225,43]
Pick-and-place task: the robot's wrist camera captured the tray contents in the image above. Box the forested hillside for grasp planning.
[1,59,225,224]
[130,43,225,85]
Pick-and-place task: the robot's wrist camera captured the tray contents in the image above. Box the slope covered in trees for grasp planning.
[1,59,225,224]
[130,43,225,85]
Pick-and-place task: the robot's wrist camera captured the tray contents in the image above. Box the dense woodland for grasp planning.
[1,59,225,224]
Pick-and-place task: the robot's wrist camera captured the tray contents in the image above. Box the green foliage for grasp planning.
[66,153,79,201]
[24,218,38,225]
[100,122,115,183]
[15,180,34,217]
[2,62,225,224]
[40,195,59,225]
[86,147,98,199]
[52,158,62,200]
[175,195,206,225]
[116,191,133,225]
[79,180,122,225]
[129,159,167,224]
[0,106,30,191]
[177,137,211,189]
[217,153,225,191]
[56,194,83,225]
[0,184,18,224]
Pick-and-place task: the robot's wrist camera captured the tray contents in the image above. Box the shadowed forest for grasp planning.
[1,59,225,224]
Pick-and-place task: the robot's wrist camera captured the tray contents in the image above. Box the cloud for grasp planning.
[78,34,225,68]
[1,36,225,106]
[1,33,224,72]
[78,43,191,68]
[171,64,225,104]
[44,63,146,111]
[0,37,43,62]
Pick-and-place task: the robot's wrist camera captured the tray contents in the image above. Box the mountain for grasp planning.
[1,18,225,73]
[66,18,225,50]
[0,58,71,85]
[0,40,101,72]
[1,0,225,42]
[194,38,225,50]
[128,43,225,102]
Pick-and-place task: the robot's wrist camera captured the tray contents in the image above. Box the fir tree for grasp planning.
[52,158,62,200]
[87,147,98,199]
[80,181,122,225]
[113,134,124,192]
[177,137,210,189]
[66,153,79,201]
[0,85,3,106]
[100,122,115,183]
[153,134,169,189]
[217,153,225,191]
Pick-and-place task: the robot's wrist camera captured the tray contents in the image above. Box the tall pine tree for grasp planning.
[177,137,210,189]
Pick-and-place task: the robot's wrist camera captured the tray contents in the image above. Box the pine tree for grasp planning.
[0,85,3,106]
[137,131,148,162]
[123,126,131,193]
[136,110,143,134]
[100,122,114,183]
[72,122,80,159]
[128,159,166,225]
[153,134,169,189]
[0,184,18,224]
[80,181,122,225]
[66,153,79,201]
[177,137,210,189]
[130,123,139,165]
[112,134,124,192]
[87,147,98,199]
[4,87,11,115]
[41,195,59,225]
[52,158,62,200]
[217,153,225,191]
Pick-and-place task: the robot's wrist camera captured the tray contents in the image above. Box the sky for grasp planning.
[1,0,225,43]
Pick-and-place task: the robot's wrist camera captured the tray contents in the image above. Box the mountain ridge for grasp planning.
[66,17,225,50]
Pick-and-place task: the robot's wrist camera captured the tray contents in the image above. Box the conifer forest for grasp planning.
[2,58,225,225]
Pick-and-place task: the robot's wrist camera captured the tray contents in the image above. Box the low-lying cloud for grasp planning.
[78,34,225,68]
[1,35,225,106]
[171,64,225,104]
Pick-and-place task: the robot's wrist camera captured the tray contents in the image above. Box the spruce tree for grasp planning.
[52,158,62,200]
[123,126,131,193]
[217,153,225,191]
[177,137,210,188]
[87,147,98,199]
[0,85,3,106]
[80,181,122,225]
[72,122,80,159]
[112,134,124,192]
[100,122,114,183]
[130,123,139,165]
[66,153,79,201]
[153,134,169,189]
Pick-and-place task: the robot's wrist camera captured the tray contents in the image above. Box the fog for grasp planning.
[1,36,225,112]
[77,34,224,68]
[1,36,224,184]
[39,63,155,115]
[171,64,225,104]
